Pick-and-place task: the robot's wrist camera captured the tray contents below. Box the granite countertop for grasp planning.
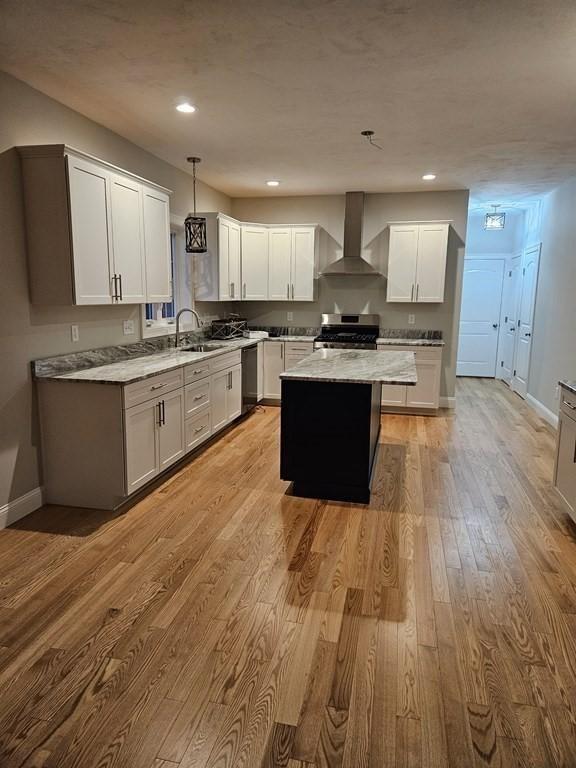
[560,381,576,396]
[279,349,417,386]
[376,337,444,347]
[35,338,259,385]
[264,336,315,343]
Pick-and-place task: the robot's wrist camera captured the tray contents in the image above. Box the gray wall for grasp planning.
[232,190,469,400]
[529,180,576,413]
[0,71,230,506]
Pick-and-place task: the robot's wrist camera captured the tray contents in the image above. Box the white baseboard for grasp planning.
[439,396,456,409]
[0,487,44,530]
[526,393,558,429]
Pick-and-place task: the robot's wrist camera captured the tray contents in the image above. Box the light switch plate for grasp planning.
[287,312,293,321]
[71,324,79,343]
[123,319,135,335]
[408,314,415,325]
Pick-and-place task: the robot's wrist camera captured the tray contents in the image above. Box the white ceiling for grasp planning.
[2,0,576,200]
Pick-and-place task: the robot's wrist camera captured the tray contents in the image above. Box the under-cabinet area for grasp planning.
[37,347,245,509]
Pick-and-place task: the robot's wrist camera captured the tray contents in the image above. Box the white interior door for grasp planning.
[497,254,521,384]
[457,259,504,377]
[512,244,541,398]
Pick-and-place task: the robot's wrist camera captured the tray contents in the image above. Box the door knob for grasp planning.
[492,323,498,329]
[525,332,531,337]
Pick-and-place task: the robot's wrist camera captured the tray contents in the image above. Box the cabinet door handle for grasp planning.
[563,399,576,410]
[161,400,166,425]
[112,274,119,301]
[280,344,283,359]
[118,273,123,301]
[157,402,163,426]
[415,283,419,301]
[287,283,290,299]
[231,282,235,298]
[229,371,233,389]
[243,283,246,299]
[411,284,414,301]
[291,284,294,300]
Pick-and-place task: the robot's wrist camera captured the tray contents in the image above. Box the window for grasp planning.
[141,228,194,338]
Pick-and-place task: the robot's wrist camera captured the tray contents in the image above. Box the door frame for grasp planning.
[496,252,522,385]
[511,243,541,398]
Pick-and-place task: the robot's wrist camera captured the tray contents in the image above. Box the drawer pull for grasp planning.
[150,383,165,391]
[193,394,205,401]
[191,369,205,375]
[563,399,576,410]
[195,425,206,433]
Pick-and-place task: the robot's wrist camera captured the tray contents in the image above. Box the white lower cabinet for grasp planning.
[377,344,442,412]
[125,387,185,493]
[263,341,284,400]
[554,388,576,522]
[185,408,212,452]
[211,364,242,432]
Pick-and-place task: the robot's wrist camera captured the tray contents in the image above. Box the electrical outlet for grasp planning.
[71,324,79,343]
[123,319,135,335]
[408,314,415,325]
[287,311,293,321]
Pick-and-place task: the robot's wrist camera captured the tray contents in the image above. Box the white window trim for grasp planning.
[141,220,196,339]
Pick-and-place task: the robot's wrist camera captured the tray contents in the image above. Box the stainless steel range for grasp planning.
[313,313,380,350]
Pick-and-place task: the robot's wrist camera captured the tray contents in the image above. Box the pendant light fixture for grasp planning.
[484,204,506,230]
[185,156,207,253]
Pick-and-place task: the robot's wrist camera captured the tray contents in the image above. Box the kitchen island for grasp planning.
[280,348,417,503]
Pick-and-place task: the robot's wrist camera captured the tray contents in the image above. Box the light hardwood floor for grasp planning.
[1,378,576,767]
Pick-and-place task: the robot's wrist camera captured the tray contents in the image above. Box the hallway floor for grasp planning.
[0,379,575,767]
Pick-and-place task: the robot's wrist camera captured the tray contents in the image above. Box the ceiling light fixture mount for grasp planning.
[361,129,384,151]
[184,157,207,253]
[484,204,506,230]
[176,102,196,113]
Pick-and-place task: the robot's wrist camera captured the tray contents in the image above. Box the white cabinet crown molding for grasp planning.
[17,144,173,196]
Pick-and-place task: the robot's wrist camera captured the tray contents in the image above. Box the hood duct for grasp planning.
[321,191,381,276]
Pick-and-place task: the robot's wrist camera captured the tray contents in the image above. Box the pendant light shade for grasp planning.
[484,204,506,230]
[185,156,207,253]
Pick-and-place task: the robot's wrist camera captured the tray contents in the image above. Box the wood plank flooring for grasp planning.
[1,378,576,767]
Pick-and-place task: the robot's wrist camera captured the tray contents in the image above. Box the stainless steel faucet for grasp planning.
[175,308,202,347]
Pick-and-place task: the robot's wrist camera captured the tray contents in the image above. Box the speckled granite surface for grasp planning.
[560,381,576,396]
[280,349,417,385]
[377,329,444,347]
[35,338,258,385]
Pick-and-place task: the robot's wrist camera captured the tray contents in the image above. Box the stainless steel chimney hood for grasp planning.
[321,191,381,276]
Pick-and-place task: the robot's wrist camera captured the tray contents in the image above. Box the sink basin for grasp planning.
[180,343,225,353]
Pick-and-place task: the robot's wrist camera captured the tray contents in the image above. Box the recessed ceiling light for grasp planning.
[422,173,436,181]
[176,102,196,113]
[266,180,280,187]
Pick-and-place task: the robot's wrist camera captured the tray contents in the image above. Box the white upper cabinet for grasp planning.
[18,145,172,306]
[142,186,172,303]
[67,155,113,305]
[109,173,146,304]
[291,226,316,301]
[268,228,292,300]
[386,222,450,303]
[216,217,241,301]
[268,225,316,302]
[241,225,269,300]
[195,215,317,303]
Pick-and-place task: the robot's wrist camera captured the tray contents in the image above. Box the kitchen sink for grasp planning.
[180,343,226,352]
